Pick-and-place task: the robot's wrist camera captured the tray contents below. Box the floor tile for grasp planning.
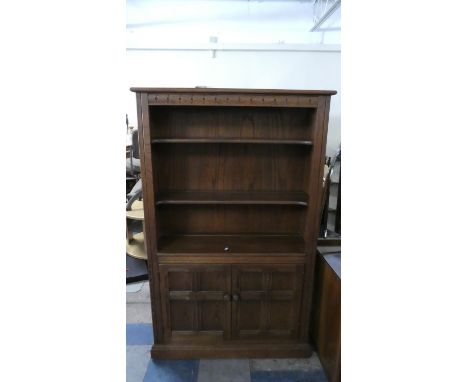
[127,345,152,382]
[127,302,153,323]
[198,359,250,382]
[250,369,328,382]
[127,281,151,303]
[126,323,154,345]
[250,354,323,372]
[143,359,199,382]
[127,282,145,293]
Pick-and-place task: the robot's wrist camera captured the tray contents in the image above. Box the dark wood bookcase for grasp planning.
[131,87,336,359]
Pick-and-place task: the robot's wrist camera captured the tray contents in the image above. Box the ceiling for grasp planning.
[126,0,341,47]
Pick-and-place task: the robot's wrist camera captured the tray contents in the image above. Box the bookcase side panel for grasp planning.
[299,96,332,341]
[138,92,164,343]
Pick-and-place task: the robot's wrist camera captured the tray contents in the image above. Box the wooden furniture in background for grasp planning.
[320,146,341,238]
[131,87,336,359]
[335,169,341,234]
[312,246,341,382]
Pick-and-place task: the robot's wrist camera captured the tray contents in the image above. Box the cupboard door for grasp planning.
[231,265,304,340]
[160,265,231,343]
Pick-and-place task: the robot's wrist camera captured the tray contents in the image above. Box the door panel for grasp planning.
[169,301,195,331]
[160,265,231,342]
[239,271,263,290]
[167,271,192,290]
[199,301,224,331]
[232,265,304,340]
[237,301,262,330]
[160,264,304,343]
[271,271,296,290]
[269,301,295,330]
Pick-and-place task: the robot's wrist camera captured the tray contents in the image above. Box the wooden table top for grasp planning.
[318,246,341,279]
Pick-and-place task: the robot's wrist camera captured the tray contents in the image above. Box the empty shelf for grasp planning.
[157,234,305,255]
[156,191,308,206]
[152,138,313,145]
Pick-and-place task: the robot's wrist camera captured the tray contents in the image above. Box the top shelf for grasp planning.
[157,190,309,206]
[151,138,313,146]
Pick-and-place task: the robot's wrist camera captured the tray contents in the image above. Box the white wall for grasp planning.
[126,48,340,155]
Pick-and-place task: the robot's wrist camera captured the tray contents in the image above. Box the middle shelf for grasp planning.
[151,138,313,145]
[156,190,309,206]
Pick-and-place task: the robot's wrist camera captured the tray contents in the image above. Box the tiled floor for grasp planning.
[127,282,328,382]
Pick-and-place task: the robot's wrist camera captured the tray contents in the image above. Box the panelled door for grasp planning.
[159,264,304,342]
[231,265,304,340]
[159,265,231,343]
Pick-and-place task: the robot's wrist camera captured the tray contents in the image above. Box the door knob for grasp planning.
[223,294,231,301]
[232,294,240,301]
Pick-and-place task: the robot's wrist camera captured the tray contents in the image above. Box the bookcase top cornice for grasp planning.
[130,87,337,96]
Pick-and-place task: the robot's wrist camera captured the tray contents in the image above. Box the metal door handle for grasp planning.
[232,294,240,301]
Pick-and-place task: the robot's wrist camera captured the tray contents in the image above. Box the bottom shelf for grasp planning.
[158,234,305,255]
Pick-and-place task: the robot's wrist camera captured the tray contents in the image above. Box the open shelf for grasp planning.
[156,191,308,206]
[152,138,313,145]
[149,106,315,144]
[154,144,310,192]
[157,234,305,255]
[150,103,312,257]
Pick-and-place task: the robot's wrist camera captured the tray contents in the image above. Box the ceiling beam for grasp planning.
[126,43,341,52]
[310,0,341,32]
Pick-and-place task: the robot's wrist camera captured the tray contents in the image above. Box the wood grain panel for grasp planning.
[170,301,195,331]
[299,96,331,341]
[160,265,231,342]
[168,271,192,291]
[199,301,224,331]
[312,252,341,382]
[150,106,314,140]
[153,143,310,192]
[232,265,304,340]
[157,205,306,235]
[137,93,165,344]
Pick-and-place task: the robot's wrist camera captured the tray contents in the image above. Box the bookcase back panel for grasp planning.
[150,106,314,140]
[157,205,306,235]
[153,143,310,192]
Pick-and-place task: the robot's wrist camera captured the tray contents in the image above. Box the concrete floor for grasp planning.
[127,281,152,324]
[127,281,328,382]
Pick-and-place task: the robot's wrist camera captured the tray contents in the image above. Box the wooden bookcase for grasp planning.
[131,87,336,359]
